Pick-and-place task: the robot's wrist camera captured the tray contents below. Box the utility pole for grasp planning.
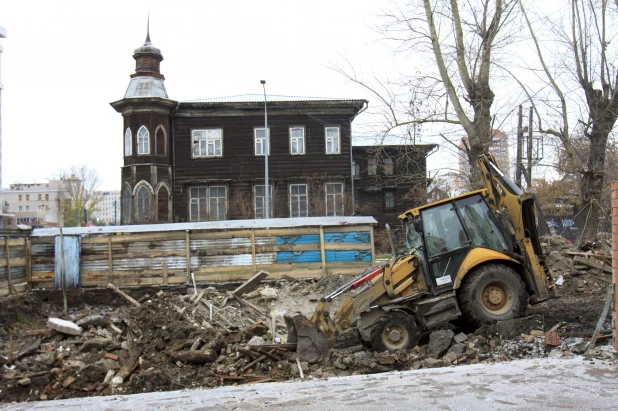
[515,105,523,187]
[525,106,534,188]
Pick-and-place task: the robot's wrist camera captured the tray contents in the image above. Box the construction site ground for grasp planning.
[0,235,616,405]
[4,357,617,411]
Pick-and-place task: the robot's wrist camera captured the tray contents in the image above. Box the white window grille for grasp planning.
[290,184,308,217]
[137,126,150,155]
[124,128,132,156]
[190,186,227,221]
[254,185,273,219]
[254,128,270,156]
[325,127,340,154]
[136,186,150,222]
[325,182,344,216]
[192,129,223,158]
[290,127,305,155]
[383,158,394,175]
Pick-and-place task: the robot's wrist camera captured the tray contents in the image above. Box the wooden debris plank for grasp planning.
[230,292,265,315]
[573,255,612,274]
[232,270,269,296]
[107,283,141,307]
[565,251,610,258]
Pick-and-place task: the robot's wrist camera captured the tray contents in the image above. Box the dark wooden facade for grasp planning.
[111,32,433,226]
[352,145,436,227]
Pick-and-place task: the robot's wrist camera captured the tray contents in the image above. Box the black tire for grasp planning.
[370,311,420,352]
[458,264,528,328]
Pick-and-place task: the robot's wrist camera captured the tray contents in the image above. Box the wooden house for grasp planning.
[111,31,434,227]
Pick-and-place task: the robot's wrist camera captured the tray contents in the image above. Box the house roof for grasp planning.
[182,94,365,103]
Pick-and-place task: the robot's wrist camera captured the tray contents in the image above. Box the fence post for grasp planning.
[251,229,256,274]
[185,230,191,284]
[107,235,113,284]
[26,237,32,292]
[319,226,326,277]
[612,181,618,350]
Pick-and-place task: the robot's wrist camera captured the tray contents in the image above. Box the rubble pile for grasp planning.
[540,235,612,295]
[0,234,615,404]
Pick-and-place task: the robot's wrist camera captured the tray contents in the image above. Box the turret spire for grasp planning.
[146,13,151,43]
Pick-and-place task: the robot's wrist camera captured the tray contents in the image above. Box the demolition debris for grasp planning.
[0,235,615,404]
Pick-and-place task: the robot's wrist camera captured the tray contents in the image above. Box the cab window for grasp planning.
[421,203,467,258]
[455,195,508,253]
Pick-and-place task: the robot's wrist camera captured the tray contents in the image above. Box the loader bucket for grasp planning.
[284,312,331,361]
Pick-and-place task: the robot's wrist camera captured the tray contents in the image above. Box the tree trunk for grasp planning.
[578,119,612,245]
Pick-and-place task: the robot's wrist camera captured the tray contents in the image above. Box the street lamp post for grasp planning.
[260,80,269,219]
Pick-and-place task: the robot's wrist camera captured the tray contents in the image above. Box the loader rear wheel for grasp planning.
[370,312,419,352]
[458,264,528,328]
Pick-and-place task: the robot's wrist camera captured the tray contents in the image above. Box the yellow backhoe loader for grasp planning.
[285,153,554,360]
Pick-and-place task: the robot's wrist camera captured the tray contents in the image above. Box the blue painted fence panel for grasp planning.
[323,232,371,244]
[325,250,372,262]
[55,236,81,289]
[276,235,319,245]
[277,251,322,264]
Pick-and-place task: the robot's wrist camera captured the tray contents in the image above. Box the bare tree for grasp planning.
[57,165,102,227]
[519,0,618,244]
[334,0,518,188]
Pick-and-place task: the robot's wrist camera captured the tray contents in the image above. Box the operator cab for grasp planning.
[405,192,509,294]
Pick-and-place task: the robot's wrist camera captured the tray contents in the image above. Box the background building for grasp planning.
[3,181,63,227]
[90,191,120,225]
[455,129,510,192]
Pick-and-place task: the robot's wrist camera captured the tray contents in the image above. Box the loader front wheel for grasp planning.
[458,264,528,328]
[370,312,419,352]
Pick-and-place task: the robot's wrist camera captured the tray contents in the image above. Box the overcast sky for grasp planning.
[0,0,406,190]
[1,0,570,193]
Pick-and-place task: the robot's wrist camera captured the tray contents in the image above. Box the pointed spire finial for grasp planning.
[145,13,151,43]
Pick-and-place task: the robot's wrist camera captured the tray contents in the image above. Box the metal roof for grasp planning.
[352,135,438,148]
[124,76,169,99]
[30,216,377,237]
[182,94,365,103]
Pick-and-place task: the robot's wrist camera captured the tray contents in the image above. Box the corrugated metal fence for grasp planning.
[1,217,376,296]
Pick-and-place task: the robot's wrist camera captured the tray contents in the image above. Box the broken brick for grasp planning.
[104,352,119,361]
[63,376,76,388]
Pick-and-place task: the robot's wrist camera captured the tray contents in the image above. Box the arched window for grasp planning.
[137,126,150,155]
[157,185,170,222]
[124,128,132,156]
[122,187,131,224]
[155,125,166,155]
[136,186,151,223]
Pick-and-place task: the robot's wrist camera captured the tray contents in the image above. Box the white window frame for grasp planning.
[192,129,223,158]
[124,128,132,156]
[325,182,344,216]
[368,158,377,175]
[289,127,305,155]
[254,185,273,219]
[352,159,360,178]
[383,158,394,175]
[384,191,395,209]
[289,184,308,218]
[189,185,228,222]
[325,127,340,154]
[137,125,150,155]
[254,127,270,156]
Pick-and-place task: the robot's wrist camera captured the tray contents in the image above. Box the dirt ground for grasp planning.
[0,234,615,404]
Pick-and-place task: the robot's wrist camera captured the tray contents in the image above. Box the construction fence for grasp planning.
[0,216,377,297]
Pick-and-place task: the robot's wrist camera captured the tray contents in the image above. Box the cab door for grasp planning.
[421,202,470,292]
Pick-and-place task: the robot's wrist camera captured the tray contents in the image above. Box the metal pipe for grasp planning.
[386,223,397,258]
[260,80,269,219]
